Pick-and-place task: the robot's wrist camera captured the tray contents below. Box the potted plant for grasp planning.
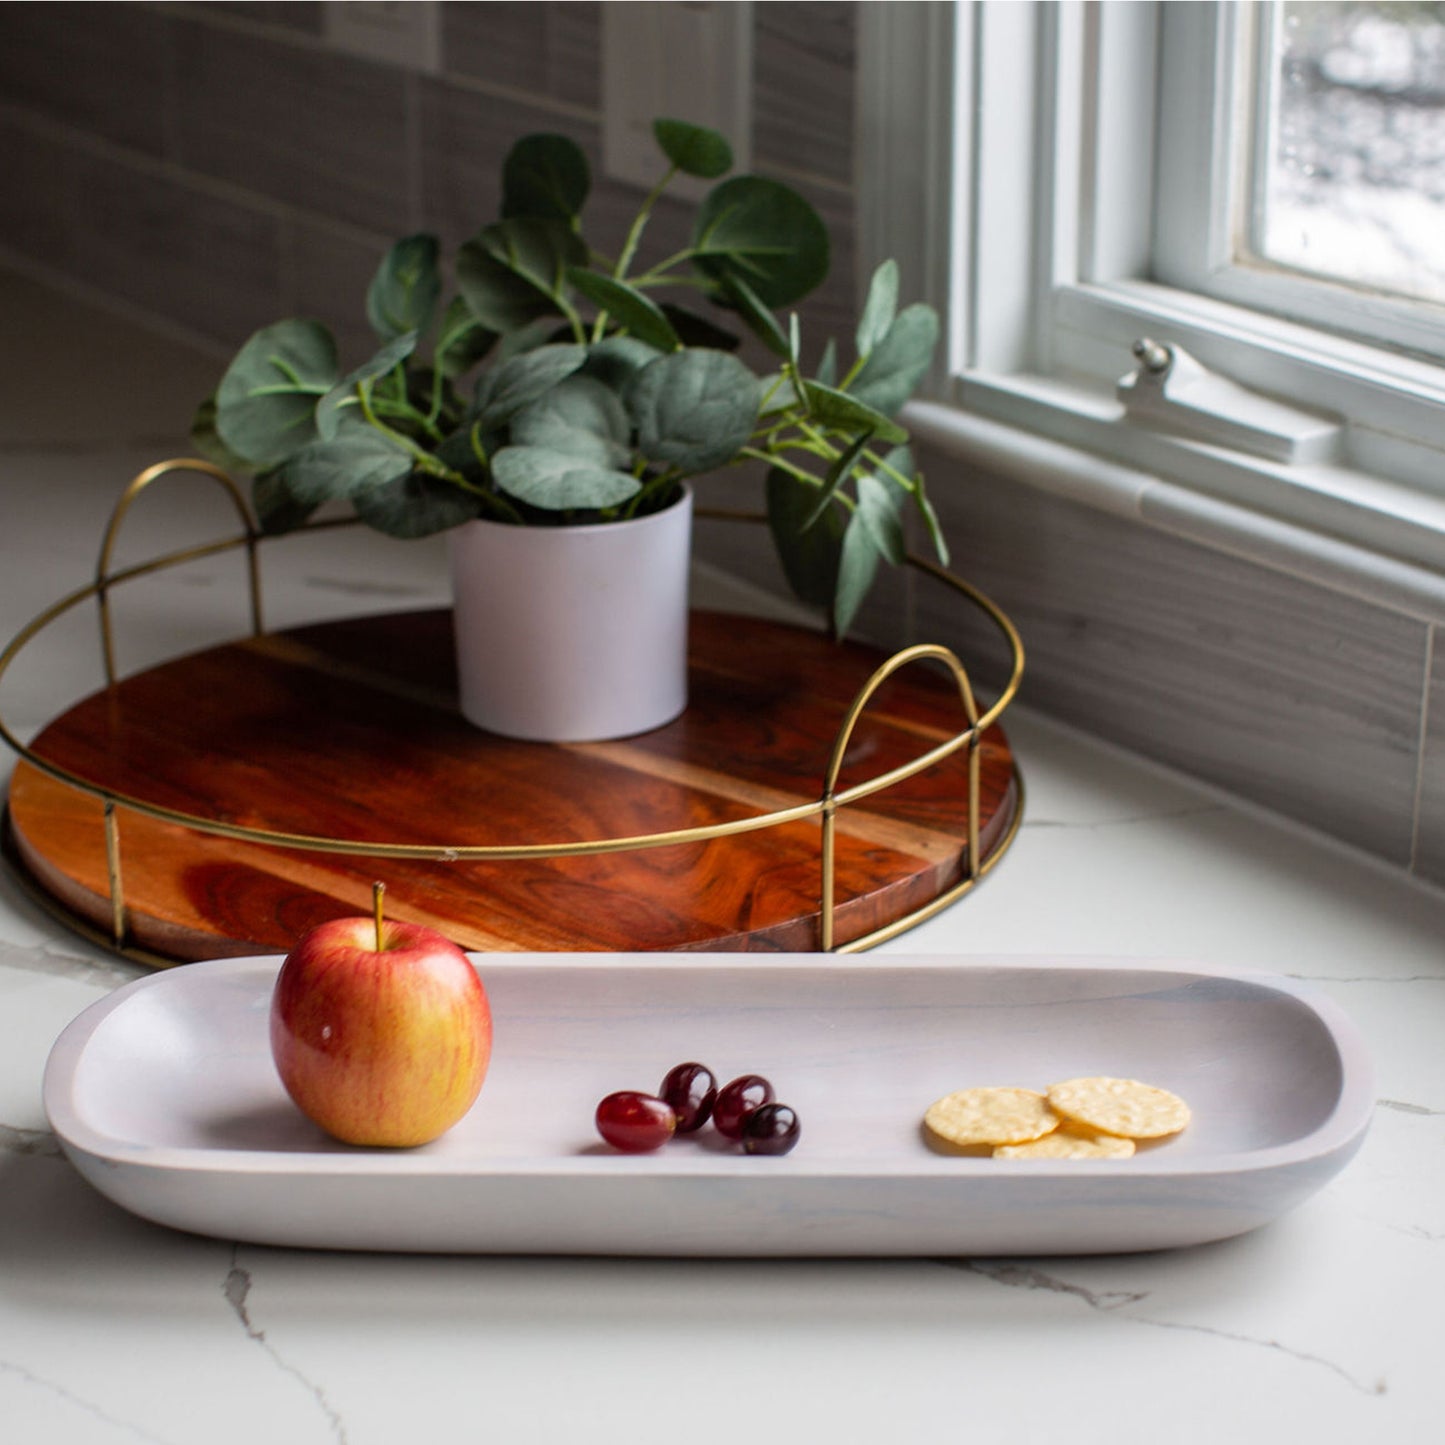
[194,119,948,741]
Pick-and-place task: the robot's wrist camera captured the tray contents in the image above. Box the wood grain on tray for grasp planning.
[6,610,1018,961]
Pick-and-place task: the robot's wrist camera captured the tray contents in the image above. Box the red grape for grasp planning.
[713,1074,774,1139]
[659,1061,717,1133]
[742,1103,800,1155]
[595,1091,676,1152]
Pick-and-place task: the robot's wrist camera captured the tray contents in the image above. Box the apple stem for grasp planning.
[373,880,385,952]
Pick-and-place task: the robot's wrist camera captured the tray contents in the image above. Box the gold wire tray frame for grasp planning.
[0,460,1026,964]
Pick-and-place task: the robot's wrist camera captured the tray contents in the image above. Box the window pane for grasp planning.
[1253,1,1445,306]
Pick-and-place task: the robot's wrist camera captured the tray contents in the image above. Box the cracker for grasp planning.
[994,1125,1136,1160]
[1046,1076,1191,1140]
[923,1087,1060,1149]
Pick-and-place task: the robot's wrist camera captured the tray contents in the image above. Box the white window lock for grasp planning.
[1117,340,1343,465]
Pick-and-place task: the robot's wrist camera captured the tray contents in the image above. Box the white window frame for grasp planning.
[857,0,1445,585]
[1158,2,1445,366]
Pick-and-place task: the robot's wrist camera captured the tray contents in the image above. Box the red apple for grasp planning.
[270,916,492,1147]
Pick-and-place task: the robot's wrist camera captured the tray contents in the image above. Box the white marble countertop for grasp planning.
[2,273,1442,1442]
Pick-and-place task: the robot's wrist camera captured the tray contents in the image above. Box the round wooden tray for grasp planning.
[4,609,1019,963]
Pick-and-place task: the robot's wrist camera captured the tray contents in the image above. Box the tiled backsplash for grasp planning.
[914,443,1437,875]
[2,2,1442,893]
[0,2,857,353]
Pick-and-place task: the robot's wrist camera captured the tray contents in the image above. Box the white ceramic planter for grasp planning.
[447,487,692,742]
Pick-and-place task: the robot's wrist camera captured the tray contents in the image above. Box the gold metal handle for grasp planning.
[95,459,263,686]
[819,643,982,952]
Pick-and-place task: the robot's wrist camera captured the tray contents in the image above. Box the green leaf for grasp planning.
[714,272,790,358]
[658,302,739,351]
[251,468,319,535]
[692,175,829,308]
[456,218,586,332]
[582,336,664,391]
[855,259,899,360]
[277,427,415,505]
[492,446,641,510]
[800,379,908,443]
[436,296,496,377]
[625,349,761,474]
[367,234,441,342]
[497,316,571,363]
[855,471,907,566]
[802,429,874,531]
[653,118,733,178]
[815,337,839,388]
[474,343,588,429]
[510,374,631,468]
[316,332,417,442]
[456,242,545,333]
[215,319,338,468]
[435,424,492,485]
[352,470,484,539]
[849,303,940,416]
[566,268,681,351]
[479,217,588,299]
[501,133,590,220]
[759,370,805,414]
[190,394,253,475]
[834,510,882,637]
[913,468,949,566]
[766,466,843,611]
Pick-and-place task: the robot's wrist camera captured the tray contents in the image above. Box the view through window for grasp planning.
[1253,1,1445,307]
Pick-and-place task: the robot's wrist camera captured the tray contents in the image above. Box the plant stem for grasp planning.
[739,447,830,491]
[555,290,588,345]
[860,447,919,495]
[358,389,448,469]
[629,246,699,285]
[615,165,679,281]
[838,353,868,390]
[623,469,682,518]
[795,418,843,462]
[427,358,449,425]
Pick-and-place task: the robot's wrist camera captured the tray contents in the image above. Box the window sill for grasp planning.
[906,386,1445,625]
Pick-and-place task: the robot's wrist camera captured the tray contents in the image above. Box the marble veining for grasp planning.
[0,1353,177,1445]
[223,1248,350,1445]
[938,1259,1388,1397]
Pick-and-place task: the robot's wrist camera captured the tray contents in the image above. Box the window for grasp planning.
[858,1,1445,577]
[1155,1,1445,365]
[1251,3,1445,314]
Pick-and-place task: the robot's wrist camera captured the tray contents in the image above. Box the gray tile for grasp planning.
[546,2,602,110]
[754,2,856,188]
[417,78,597,247]
[440,1,599,109]
[419,76,691,266]
[914,451,1430,864]
[0,3,169,157]
[289,218,394,366]
[69,153,286,349]
[754,0,857,65]
[171,17,411,234]
[204,2,325,35]
[1413,629,1445,886]
[0,270,217,449]
[443,3,549,94]
[0,113,76,264]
